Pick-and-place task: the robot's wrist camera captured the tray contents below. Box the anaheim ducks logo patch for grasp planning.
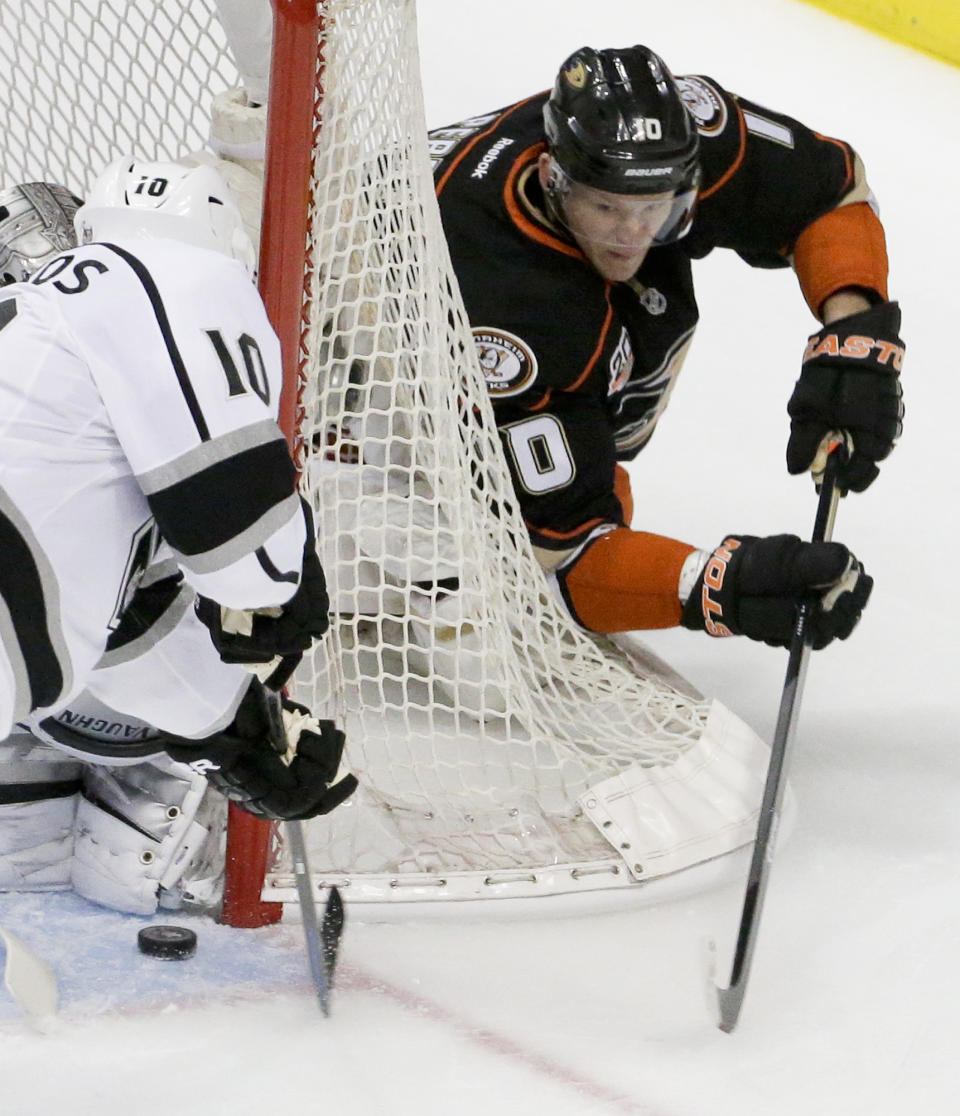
[474,328,538,397]
[674,76,727,136]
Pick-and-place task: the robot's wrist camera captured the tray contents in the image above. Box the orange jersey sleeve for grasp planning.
[793,201,889,319]
[561,527,696,632]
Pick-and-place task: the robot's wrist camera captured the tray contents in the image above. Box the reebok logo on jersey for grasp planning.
[471,137,514,180]
[803,333,904,371]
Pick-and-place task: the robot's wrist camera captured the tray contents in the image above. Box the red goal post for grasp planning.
[219,0,324,929]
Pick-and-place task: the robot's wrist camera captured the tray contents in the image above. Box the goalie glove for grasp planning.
[787,300,905,493]
[162,678,357,821]
[680,534,872,649]
[196,498,329,682]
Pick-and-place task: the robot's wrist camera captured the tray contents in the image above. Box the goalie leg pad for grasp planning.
[0,734,81,890]
[208,85,267,172]
[70,757,222,916]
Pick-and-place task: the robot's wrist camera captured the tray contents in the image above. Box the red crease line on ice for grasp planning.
[341,964,669,1116]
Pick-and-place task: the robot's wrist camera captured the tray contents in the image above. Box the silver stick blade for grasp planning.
[1,926,59,1027]
[702,936,742,1033]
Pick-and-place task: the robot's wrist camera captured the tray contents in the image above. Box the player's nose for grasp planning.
[615,213,655,246]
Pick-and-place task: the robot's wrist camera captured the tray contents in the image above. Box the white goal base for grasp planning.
[260,691,783,916]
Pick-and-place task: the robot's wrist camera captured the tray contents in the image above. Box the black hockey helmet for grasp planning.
[543,45,700,242]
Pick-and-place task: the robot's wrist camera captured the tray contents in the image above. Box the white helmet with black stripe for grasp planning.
[74,158,257,278]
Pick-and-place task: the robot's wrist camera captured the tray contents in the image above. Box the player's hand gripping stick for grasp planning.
[706,440,848,1032]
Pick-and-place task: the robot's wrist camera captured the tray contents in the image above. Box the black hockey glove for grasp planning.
[195,498,329,678]
[162,678,357,821]
[680,534,872,649]
[787,300,904,492]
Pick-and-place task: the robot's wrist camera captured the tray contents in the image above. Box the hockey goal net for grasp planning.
[1,0,770,923]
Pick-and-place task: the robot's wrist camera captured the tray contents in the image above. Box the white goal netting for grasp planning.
[1,0,769,911]
[1,0,237,193]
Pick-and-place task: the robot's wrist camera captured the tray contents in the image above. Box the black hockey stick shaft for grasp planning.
[285,816,332,1015]
[714,447,845,1033]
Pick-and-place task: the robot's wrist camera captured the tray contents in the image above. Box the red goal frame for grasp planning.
[221,0,323,928]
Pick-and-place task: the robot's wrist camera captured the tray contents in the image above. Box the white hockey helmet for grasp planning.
[0,182,82,284]
[74,158,257,277]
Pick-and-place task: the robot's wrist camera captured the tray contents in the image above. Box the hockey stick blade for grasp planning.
[708,445,845,1033]
[321,885,345,986]
[701,936,722,1028]
[1,926,59,1028]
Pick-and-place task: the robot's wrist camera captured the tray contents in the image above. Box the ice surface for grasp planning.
[2,1,958,1113]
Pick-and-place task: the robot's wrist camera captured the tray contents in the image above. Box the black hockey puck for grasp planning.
[137,925,197,960]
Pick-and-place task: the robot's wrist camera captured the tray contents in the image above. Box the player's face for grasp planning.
[560,180,676,282]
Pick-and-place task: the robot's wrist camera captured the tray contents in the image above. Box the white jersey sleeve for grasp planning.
[29,240,306,610]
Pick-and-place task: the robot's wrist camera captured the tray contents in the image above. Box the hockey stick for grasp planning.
[260,684,344,1015]
[708,443,846,1033]
[0,925,59,1027]
[285,817,334,1015]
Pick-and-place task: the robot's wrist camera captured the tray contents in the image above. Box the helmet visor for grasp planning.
[559,173,695,250]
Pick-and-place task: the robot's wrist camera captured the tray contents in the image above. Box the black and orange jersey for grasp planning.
[432,76,883,459]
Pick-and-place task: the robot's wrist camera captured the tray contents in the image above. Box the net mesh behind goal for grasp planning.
[0,0,769,917]
[1,0,237,192]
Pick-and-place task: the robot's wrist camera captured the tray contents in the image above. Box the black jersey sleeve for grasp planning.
[676,75,859,268]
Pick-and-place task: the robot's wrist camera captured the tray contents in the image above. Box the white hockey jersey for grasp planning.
[0,237,304,737]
